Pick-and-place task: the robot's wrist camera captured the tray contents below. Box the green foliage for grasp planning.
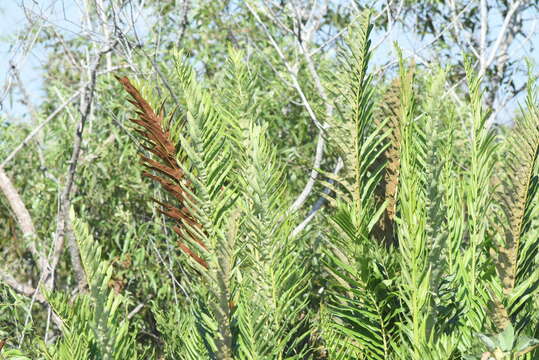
[2,6,539,360]
[40,210,137,360]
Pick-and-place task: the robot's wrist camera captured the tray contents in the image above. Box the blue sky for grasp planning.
[1,1,48,120]
[0,1,82,120]
[0,1,40,116]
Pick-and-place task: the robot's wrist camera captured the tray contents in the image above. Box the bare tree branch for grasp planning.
[289,131,326,212]
[245,1,324,131]
[245,0,334,218]
[0,168,48,274]
[0,272,46,304]
[479,0,488,73]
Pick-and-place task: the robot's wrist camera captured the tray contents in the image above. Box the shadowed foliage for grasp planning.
[372,78,403,247]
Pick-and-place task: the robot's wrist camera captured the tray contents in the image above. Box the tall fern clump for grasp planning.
[311,11,539,360]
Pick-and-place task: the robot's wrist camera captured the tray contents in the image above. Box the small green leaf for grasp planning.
[497,324,515,352]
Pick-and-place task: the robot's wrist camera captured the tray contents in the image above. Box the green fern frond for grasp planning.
[172,52,241,359]
[391,49,433,359]
[328,11,388,219]
[455,58,499,346]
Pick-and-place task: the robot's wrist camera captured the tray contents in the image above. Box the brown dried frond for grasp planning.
[372,78,402,247]
[496,106,539,294]
[488,289,511,330]
[116,76,208,269]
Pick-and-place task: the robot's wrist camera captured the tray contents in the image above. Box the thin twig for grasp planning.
[128,303,145,320]
[372,0,405,51]
[480,0,524,78]
[245,1,324,132]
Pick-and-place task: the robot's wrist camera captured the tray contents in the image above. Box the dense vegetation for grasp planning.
[1,2,538,359]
